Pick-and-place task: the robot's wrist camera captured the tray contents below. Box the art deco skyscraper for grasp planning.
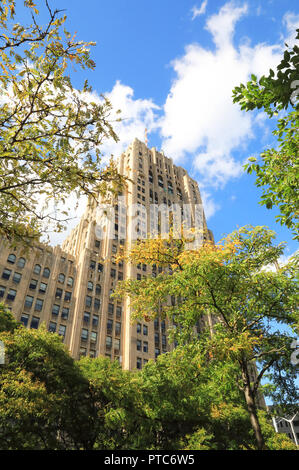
[0,138,213,370]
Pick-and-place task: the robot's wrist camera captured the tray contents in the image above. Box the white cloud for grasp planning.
[282,12,299,48]
[159,0,283,194]
[100,81,160,160]
[191,1,208,20]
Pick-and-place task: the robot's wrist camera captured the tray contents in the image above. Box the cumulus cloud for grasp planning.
[191,1,208,20]
[282,12,299,48]
[159,0,283,195]
[100,81,160,160]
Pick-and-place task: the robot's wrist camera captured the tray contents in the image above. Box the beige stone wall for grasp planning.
[0,138,212,371]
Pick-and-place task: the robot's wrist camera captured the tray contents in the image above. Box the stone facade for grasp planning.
[0,138,213,370]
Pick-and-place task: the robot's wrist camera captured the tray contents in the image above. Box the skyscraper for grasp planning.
[0,138,213,370]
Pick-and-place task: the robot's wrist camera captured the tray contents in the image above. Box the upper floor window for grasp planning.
[7,254,16,264]
[33,264,41,275]
[58,273,65,284]
[43,267,50,279]
[67,277,74,287]
[17,257,26,268]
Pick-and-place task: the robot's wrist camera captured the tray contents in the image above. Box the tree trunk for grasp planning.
[241,362,265,450]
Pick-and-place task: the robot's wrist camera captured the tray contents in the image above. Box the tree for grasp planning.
[114,226,299,450]
[232,30,299,240]
[0,0,126,244]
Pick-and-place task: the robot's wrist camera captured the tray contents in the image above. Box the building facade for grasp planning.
[0,138,213,370]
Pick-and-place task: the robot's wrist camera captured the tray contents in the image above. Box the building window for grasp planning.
[7,253,16,264]
[87,281,93,291]
[13,272,22,284]
[116,306,122,318]
[80,347,87,357]
[98,263,103,273]
[49,321,57,333]
[43,267,50,278]
[67,277,74,287]
[58,325,66,337]
[92,315,99,327]
[107,319,113,334]
[155,348,160,359]
[17,257,26,268]
[95,284,101,295]
[115,322,121,336]
[137,323,141,334]
[94,298,101,311]
[33,264,41,275]
[39,282,47,294]
[7,288,17,301]
[2,268,12,280]
[34,298,43,312]
[64,291,72,302]
[136,357,142,370]
[0,285,5,298]
[114,338,120,354]
[55,288,63,299]
[29,279,38,290]
[85,295,92,308]
[52,304,60,316]
[95,239,101,248]
[61,307,69,320]
[30,316,40,329]
[106,336,112,350]
[155,333,160,345]
[24,295,34,309]
[143,341,148,353]
[143,325,148,336]
[90,260,96,270]
[110,268,116,278]
[108,303,114,315]
[81,328,88,341]
[58,273,65,284]
[137,339,142,351]
[20,313,29,326]
[83,312,90,323]
[90,331,97,343]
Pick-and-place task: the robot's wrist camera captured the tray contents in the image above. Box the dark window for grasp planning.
[143,325,148,336]
[25,295,34,308]
[43,267,50,278]
[90,260,96,270]
[58,325,66,337]
[92,315,99,327]
[85,295,92,307]
[87,281,93,291]
[137,339,142,351]
[7,253,16,264]
[0,285,5,298]
[20,313,29,326]
[29,279,38,290]
[39,282,47,293]
[81,329,88,341]
[30,316,40,329]
[7,288,17,301]
[115,322,121,336]
[2,268,12,280]
[64,291,72,302]
[33,264,41,275]
[55,288,63,299]
[94,298,101,311]
[52,304,60,316]
[67,277,74,287]
[137,323,141,334]
[143,341,148,353]
[61,307,69,320]
[34,298,43,312]
[136,357,142,370]
[108,303,114,315]
[98,263,103,273]
[95,284,101,295]
[49,322,57,333]
[83,312,90,323]
[13,272,22,284]
[116,306,122,318]
[58,273,65,284]
[17,257,26,268]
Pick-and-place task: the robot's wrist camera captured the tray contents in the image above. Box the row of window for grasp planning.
[106,336,120,353]
[20,313,66,337]
[106,319,121,336]
[81,328,98,343]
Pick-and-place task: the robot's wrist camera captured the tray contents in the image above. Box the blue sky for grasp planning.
[29,0,298,259]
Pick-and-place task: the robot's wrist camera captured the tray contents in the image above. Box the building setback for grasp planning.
[0,138,214,370]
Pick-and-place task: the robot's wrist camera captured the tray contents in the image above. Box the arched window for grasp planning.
[17,257,26,268]
[7,254,16,264]
[67,276,74,287]
[43,267,50,278]
[58,273,65,284]
[33,264,41,275]
[87,281,93,291]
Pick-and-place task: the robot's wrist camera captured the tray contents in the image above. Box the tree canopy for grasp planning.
[232,30,299,240]
[0,0,125,244]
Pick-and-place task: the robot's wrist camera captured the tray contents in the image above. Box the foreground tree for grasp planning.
[232,30,299,240]
[115,226,299,450]
[0,0,125,244]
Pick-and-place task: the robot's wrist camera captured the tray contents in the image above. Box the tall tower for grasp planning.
[0,138,213,370]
